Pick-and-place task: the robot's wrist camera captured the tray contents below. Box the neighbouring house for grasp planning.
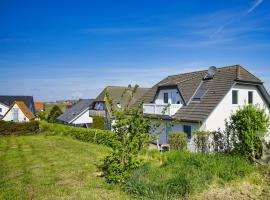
[57,99,95,128]
[2,101,35,122]
[89,85,150,129]
[134,65,270,150]
[34,101,45,112]
[0,96,35,120]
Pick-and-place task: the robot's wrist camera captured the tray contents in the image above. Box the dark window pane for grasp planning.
[183,125,192,139]
[164,93,169,103]
[248,91,253,104]
[232,90,238,104]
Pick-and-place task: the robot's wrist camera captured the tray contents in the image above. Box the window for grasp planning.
[183,125,192,140]
[94,102,104,110]
[248,91,253,104]
[232,90,238,104]
[12,108,19,122]
[164,92,169,103]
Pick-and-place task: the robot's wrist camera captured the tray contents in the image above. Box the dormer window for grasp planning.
[164,93,169,103]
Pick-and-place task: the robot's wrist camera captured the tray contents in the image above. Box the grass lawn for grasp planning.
[0,135,131,200]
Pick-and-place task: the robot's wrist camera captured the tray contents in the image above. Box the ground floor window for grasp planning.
[183,125,192,139]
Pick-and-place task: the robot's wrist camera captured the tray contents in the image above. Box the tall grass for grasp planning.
[125,151,256,199]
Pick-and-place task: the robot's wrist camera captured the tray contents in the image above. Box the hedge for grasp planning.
[39,121,115,147]
[0,120,39,135]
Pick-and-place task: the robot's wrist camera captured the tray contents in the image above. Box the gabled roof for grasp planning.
[135,65,269,122]
[96,86,150,109]
[3,101,35,120]
[0,96,35,114]
[57,99,94,123]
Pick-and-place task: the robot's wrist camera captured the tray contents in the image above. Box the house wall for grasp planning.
[203,84,270,142]
[155,89,183,104]
[3,104,30,122]
[150,119,199,151]
[0,103,9,117]
[71,109,93,125]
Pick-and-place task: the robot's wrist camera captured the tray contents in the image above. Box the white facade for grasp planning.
[143,88,184,116]
[2,104,30,122]
[151,83,270,148]
[203,84,270,141]
[0,102,9,117]
[69,109,93,125]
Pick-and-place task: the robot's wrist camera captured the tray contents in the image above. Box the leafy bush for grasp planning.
[0,120,39,135]
[194,131,212,153]
[101,85,159,183]
[47,105,63,123]
[168,132,187,151]
[124,151,255,199]
[39,121,115,147]
[92,116,105,130]
[226,104,270,159]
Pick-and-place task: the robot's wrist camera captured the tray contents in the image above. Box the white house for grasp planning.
[0,96,35,116]
[134,65,270,150]
[0,102,9,119]
[58,86,150,129]
[57,99,95,128]
[2,101,35,122]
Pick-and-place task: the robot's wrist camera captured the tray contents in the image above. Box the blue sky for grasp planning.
[0,0,270,101]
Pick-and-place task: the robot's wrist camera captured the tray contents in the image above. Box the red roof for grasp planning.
[34,101,45,111]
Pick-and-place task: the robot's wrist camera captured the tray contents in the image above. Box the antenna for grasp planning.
[208,66,217,77]
[204,66,217,80]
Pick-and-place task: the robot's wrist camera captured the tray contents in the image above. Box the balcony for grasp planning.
[89,110,106,117]
[143,104,182,116]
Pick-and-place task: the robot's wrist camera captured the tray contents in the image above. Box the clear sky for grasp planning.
[0,0,270,101]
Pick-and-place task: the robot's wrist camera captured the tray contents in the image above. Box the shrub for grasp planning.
[101,85,160,183]
[0,120,39,135]
[39,121,115,147]
[124,151,255,199]
[47,105,63,123]
[92,116,105,130]
[168,132,187,151]
[193,131,212,153]
[226,104,270,159]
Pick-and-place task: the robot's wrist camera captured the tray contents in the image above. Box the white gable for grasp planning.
[2,103,30,122]
[70,109,93,125]
[155,88,183,104]
[203,84,270,141]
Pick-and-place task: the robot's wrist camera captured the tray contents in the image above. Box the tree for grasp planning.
[101,85,160,183]
[226,104,270,159]
[47,105,63,123]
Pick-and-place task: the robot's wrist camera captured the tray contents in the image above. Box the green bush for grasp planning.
[39,121,115,147]
[0,120,39,135]
[124,151,255,199]
[168,132,187,151]
[47,105,63,123]
[194,130,212,153]
[92,116,105,130]
[226,104,270,159]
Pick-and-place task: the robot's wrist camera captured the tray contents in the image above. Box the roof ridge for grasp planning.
[167,65,240,78]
